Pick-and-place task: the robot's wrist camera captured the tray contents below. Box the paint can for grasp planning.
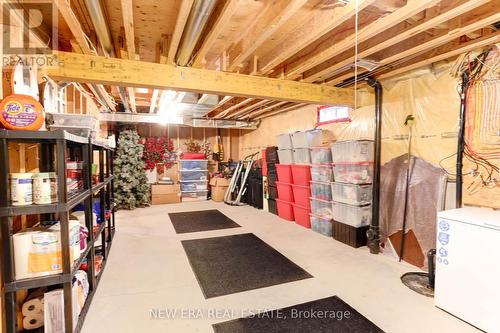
[33,172,58,204]
[9,173,33,206]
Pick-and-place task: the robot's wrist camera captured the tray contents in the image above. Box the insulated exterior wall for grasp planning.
[240,67,500,208]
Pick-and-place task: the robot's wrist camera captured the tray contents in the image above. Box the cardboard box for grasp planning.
[152,184,180,195]
[152,193,181,204]
[152,184,181,204]
[210,178,230,202]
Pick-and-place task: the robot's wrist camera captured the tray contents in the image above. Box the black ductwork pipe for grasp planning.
[366,77,382,254]
[456,71,469,208]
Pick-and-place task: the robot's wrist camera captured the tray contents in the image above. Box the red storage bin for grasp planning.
[291,184,311,208]
[291,165,311,186]
[275,181,294,202]
[276,164,293,183]
[262,149,268,176]
[276,199,295,221]
[292,203,311,228]
[182,153,206,160]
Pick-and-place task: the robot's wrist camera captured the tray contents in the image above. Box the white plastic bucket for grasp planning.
[10,173,33,206]
[33,172,58,204]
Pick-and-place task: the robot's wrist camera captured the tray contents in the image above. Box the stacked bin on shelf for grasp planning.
[275,164,294,221]
[179,159,209,201]
[264,147,279,215]
[330,140,374,247]
[309,146,333,236]
[275,133,293,220]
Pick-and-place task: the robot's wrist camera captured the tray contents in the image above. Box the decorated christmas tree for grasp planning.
[113,127,150,209]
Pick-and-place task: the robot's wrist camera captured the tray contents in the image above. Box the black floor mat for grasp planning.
[213,296,384,333]
[169,210,241,234]
[181,233,313,298]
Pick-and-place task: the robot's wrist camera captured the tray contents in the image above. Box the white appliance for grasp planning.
[435,207,500,333]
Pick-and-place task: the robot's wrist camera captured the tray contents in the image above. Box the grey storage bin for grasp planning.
[331,182,372,206]
[310,197,333,218]
[311,165,334,182]
[332,201,372,227]
[179,170,208,181]
[310,147,332,164]
[181,190,208,201]
[310,214,333,237]
[310,181,332,201]
[179,160,208,170]
[291,129,324,148]
[277,149,294,164]
[332,162,374,184]
[331,140,374,163]
[276,133,293,149]
[180,180,208,191]
[292,148,311,165]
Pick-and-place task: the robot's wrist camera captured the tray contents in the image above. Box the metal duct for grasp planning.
[85,0,114,56]
[85,0,131,112]
[176,0,218,66]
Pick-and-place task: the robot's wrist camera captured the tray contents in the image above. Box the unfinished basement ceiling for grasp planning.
[56,0,499,120]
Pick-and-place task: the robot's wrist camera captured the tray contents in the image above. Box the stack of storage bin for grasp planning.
[179,159,209,201]
[309,147,334,236]
[330,140,374,247]
[275,164,294,221]
[265,147,279,215]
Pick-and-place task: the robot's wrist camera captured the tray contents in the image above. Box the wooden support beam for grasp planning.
[167,0,195,64]
[285,0,441,80]
[228,0,309,72]
[48,52,354,105]
[192,0,240,68]
[256,103,307,120]
[305,0,491,82]
[379,31,500,79]
[259,0,376,75]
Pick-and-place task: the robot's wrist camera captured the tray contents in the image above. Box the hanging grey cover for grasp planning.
[380,155,447,268]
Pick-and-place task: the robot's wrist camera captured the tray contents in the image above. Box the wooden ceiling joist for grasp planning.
[227,0,309,72]
[228,99,271,119]
[167,0,195,64]
[54,0,116,111]
[286,0,442,80]
[379,31,500,79]
[48,52,354,105]
[259,0,376,75]
[243,101,290,119]
[379,9,500,65]
[256,103,307,120]
[192,0,240,68]
[120,0,137,112]
[306,0,492,83]
[216,98,255,119]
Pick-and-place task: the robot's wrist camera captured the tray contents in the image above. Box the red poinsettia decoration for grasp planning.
[141,136,176,172]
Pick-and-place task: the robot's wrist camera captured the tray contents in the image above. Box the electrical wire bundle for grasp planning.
[442,46,500,194]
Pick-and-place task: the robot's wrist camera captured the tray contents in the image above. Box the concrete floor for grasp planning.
[82,201,480,333]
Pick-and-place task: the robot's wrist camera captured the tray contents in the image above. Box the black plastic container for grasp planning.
[267,168,277,186]
[268,185,278,199]
[268,199,278,215]
[265,146,279,163]
[332,220,369,248]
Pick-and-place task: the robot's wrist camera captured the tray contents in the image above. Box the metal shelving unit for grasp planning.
[0,129,115,333]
